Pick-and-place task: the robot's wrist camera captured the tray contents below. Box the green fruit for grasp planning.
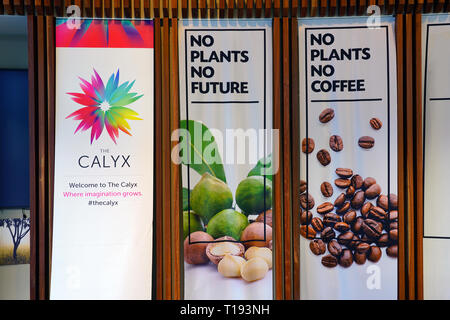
[206,209,249,240]
[183,210,204,239]
[235,176,272,215]
[191,173,233,224]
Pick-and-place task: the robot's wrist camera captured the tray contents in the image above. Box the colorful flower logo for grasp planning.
[66,69,143,144]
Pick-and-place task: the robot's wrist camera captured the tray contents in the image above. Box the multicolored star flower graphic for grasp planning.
[66,69,143,144]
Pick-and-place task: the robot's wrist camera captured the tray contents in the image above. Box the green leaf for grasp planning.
[178,120,227,183]
[182,187,192,211]
[247,153,273,181]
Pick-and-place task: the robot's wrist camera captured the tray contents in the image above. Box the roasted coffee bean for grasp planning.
[335,178,351,188]
[351,190,365,209]
[351,174,364,190]
[300,193,315,210]
[387,244,398,257]
[365,183,381,199]
[377,233,390,247]
[300,225,316,239]
[300,180,307,194]
[370,118,382,130]
[328,240,343,257]
[368,206,387,221]
[323,213,341,227]
[335,168,353,178]
[358,136,375,149]
[329,135,344,152]
[352,217,364,234]
[363,177,376,190]
[334,222,351,233]
[362,219,383,239]
[317,149,331,166]
[368,246,382,262]
[343,210,357,225]
[321,227,336,242]
[389,193,398,209]
[389,229,398,241]
[319,108,335,123]
[302,138,315,154]
[300,210,313,225]
[389,221,398,230]
[320,181,333,197]
[337,231,354,246]
[336,202,351,215]
[354,251,367,265]
[311,217,324,232]
[360,202,373,218]
[361,234,372,244]
[334,193,346,208]
[346,185,356,198]
[310,239,326,255]
[389,210,398,222]
[317,202,334,214]
[350,235,361,249]
[356,242,371,253]
[321,254,338,268]
[339,249,354,268]
[377,194,389,211]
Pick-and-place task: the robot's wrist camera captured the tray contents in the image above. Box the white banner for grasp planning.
[298,17,398,299]
[51,19,154,299]
[422,13,450,300]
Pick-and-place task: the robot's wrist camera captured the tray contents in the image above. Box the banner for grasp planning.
[298,17,398,299]
[51,19,154,299]
[422,13,450,300]
[178,19,274,300]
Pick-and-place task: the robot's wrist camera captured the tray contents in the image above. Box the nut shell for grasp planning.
[240,222,272,248]
[205,236,245,265]
[184,231,214,265]
[255,209,272,227]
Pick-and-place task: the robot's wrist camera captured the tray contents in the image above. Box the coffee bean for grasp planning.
[335,168,353,178]
[377,194,389,211]
[302,138,315,154]
[361,234,372,244]
[370,118,382,130]
[319,108,335,123]
[356,242,371,253]
[336,202,351,215]
[323,213,341,227]
[310,239,326,255]
[337,231,354,246]
[387,244,398,257]
[321,254,338,268]
[328,240,343,257]
[352,217,364,234]
[368,206,387,221]
[300,225,316,239]
[389,210,398,222]
[300,193,315,210]
[339,249,354,268]
[389,193,398,209]
[358,136,375,149]
[363,177,376,190]
[389,229,398,241]
[334,193,346,208]
[351,190,365,209]
[343,210,357,225]
[317,149,331,166]
[300,180,307,194]
[368,246,382,262]
[335,178,351,188]
[320,182,333,197]
[365,183,381,199]
[317,202,334,214]
[349,235,361,249]
[300,210,313,225]
[334,222,350,233]
[321,227,336,242]
[389,221,398,230]
[311,217,324,232]
[360,202,373,218]
[329,135,343,152]
[354,251,367,265]
[351,175,364,189]
[362,219,383,239]
[346,185,356,198]
[377,233,390,247]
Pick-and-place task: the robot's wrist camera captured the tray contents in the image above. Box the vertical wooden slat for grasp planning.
[209,0,216,18]
[386,0,395,14]
[218,0,225,17]
[93,0,101,17]
[416,0,424,12]
[310,0,318,16]
[237,0,244,17]
[273,0,280,16]
[181,0,187,17]
[329,0,337,16]
[143,0,149,17]
[357,0,365,15]
[339,0,347,15]
[292,0,298,16]
[247,0,254,17]
[282,0,288,16]
[273,17,284,301]
[199,0,206,17]
[434,0,445,12]
[83,0,93,17]
[406,0,414,12]
[319,0,327,16]
[154,17,164,300]
[191,0,198,18]
[226,0,233,17]
[104,0,111,17]
[3,0,13,14]
[123,0,131,17]
[255,0,262,17]
[14,0,24,14]
[300,0,307,16]
[348,0,356,15]
[398,0,405,14]
[24,0,33,14]
[171,0,177,17]
[153,0,159,17]
[162,0,168,17]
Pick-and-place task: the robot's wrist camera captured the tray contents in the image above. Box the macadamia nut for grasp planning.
[240,257,269,282]
[218,255,246,278]
[244,247,272,269]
